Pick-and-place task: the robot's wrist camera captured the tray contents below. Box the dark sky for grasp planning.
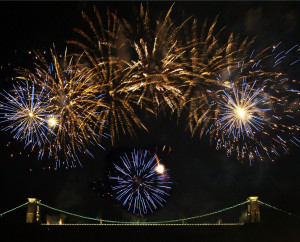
[0,1,300,224]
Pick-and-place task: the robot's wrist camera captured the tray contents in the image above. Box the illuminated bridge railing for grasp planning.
[42,223,244,226]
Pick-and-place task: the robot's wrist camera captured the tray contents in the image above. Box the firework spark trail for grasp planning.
[109,149,172,216]
[15,46,108,169]
[201,43,300,163]
[0,81,55,148]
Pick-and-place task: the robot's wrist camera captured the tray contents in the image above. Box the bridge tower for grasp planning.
[26,198,41,223]
[247,196,260,223]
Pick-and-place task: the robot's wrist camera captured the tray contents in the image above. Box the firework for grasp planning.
[203,43,300,162]
[109,149,172,216]
[216,81,270,139]
[67,5,120,60]
[0,81,54,148]
[118,3,192,113]
[180,15,255,134]
[16,46,108,168]
[67,6,149,145]
[1,3,298,167]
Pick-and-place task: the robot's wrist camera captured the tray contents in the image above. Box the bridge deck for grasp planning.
[42,223,243,226]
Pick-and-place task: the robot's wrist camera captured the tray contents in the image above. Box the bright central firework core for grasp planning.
[48,117,57,127]
[155,164,165,174]
[235,107,247,119]
[28,112,34,117]
[217,82,270,140]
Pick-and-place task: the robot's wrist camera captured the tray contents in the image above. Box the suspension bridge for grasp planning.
[1,196,299,226]
[1,197,300,242]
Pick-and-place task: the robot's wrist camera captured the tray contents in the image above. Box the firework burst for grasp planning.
[217,81,270,139]
[118,3,192,114]
[109,149,172,216]
[180,15,256,134]
[203,43,300,162]
[1,3,299,168]
[0,81,54,148]
[16,46,107,168]
[67,6,149,145]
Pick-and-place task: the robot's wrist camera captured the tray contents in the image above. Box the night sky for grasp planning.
[0,1,300,224]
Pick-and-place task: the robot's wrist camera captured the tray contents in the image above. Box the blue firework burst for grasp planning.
[206,43,300,163]
[0,81,55,148]
[109,149,172,216]
[217,81,270,140]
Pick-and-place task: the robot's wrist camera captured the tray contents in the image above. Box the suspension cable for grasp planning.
[0,202,29,217]
[258,200,300,219]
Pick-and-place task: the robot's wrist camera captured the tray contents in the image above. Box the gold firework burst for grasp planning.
[67,6,151,145]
